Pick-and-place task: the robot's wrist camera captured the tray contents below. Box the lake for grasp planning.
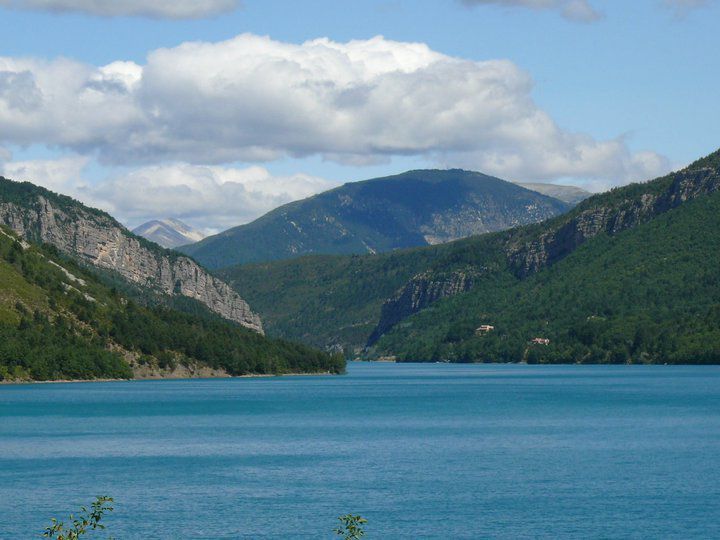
[1,363,720,539]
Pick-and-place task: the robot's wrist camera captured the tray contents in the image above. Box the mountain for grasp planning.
[220,148,720,364]
[0,226,344,382]
[0,177,261,332]
[133,218,205,249]
[180,170,571,269]
[517,183,591,206]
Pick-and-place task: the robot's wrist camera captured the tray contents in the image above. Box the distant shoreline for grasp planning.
[0,371,338,386]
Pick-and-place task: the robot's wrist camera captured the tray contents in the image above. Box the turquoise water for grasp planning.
[1,363,720,539]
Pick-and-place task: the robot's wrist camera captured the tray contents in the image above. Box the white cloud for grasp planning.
[0,157,338,232]
[87,164,338,231]
[0,33,668,188]
[460,0,602,22]
[1,155,90,194]
[443,138,671,191]
[0,0,240,19]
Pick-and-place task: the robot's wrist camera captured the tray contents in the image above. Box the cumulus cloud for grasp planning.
[88,164,338,231]
[1,155,90,193]
[460,0,602,22]
[0,157,338,232]
[443,138,671,190]
[0,33,667,187]
[0,0,240,19]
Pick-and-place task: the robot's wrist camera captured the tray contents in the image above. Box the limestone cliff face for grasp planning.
[367,268,480,345]
[0,193,263,333]
[507,167,720,277]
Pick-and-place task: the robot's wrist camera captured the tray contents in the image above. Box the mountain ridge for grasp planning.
[133,218,205,249]
[181,169,571,268]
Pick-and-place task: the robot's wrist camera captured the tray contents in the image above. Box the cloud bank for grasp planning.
[0,0,240,18]
[0,34,667,187]
[460,0,602,22]
[0,156,338,231]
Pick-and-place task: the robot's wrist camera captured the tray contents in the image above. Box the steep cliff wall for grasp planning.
[367,268,480,345]
[0,183,263,333]
[507,167,720,276]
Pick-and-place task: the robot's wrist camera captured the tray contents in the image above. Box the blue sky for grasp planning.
[0,0,718,230]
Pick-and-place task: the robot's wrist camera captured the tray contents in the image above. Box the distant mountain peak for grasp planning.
[516,182,591,206]
[133,218,205,249]
[180,169,572,269]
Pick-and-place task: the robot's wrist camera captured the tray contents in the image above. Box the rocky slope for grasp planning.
[0,225,343,382]
[133,218,205,249]
[181,169,570,269]
[0,177,262,332]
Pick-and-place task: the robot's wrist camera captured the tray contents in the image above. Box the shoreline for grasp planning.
[0,371,339,386]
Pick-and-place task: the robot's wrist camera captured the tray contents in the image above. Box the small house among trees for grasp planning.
[531,337,550,345]
[475,324,495,334]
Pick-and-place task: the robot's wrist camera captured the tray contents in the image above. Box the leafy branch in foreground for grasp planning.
[41,498,366,538]
[43,496,114,540]
[334,514,368,539]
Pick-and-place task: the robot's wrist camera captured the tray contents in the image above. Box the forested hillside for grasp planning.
[0,228,344,382]
[221,248,445,351]
[222,148,720,364]
[374,190,720,363]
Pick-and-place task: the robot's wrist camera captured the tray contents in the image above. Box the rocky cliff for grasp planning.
[507,166,720,277]
[0,178,263,333]
[367,268,481,345]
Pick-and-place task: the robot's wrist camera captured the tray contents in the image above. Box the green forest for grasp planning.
[221,149,720,364]
[373,191,720,364]
[220,247,446,351]
[0,228,344,382]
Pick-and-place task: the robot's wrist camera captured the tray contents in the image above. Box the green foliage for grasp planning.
[334,514,368,540]
[0,226,344,381]
[220,148,720,365]
[43,496,114,540]
[182,169,569,268]
[40,497,366,539]
[220,248,444,350]
[374,191,720,364]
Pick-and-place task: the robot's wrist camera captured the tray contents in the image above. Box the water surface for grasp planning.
[1,363,719,538]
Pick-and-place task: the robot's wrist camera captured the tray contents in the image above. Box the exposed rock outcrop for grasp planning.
[507,167,720,277]
[0,187,263,333]
[367,268,480,345]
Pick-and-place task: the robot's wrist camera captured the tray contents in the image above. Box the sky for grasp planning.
[0,0,718,232]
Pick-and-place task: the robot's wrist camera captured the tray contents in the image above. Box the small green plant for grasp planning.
[43,496,114,539]
[334,514,368,539]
